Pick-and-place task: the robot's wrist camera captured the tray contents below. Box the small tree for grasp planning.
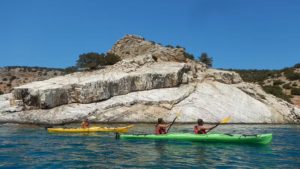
[105,53,121,65]
[76,52,106,70]
[293,63,300,68]
[291,88,300,95]
[165,45,174,48]
[199,53,213,67]
[176,45,185,50]
[183,52,195,60]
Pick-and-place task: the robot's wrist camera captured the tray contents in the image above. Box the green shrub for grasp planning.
[282,83,291,89]
[105,53,121,65]
[183,52,195,60]
[149,41,156,45]
[262,85,291,103]
[10,76,17,81]
[76,52,106,70]
[175,45,185,49]
[283,69,300,80]
[286,73,300,81]
[76,52,121,70]
[199,53,213,68]
[292,83,298,87]
[273,80,284,86]
[271,73,280,78]
[291,88,300,95]
[165,45,174,48]
[0,90,3,95]
[233,69,278,83]
[2,78,7,81]
[293,63,300,68]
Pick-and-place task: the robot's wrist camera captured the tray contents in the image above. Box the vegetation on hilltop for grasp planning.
[199,53,213,68]
[228,69,279,84]
[76,53,106,70]
[229,63,300,103]
[162,44,213,67]
[0,66,64,94]
[76,52,121,70]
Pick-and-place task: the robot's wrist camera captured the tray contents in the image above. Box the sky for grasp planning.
[0,0,299,69]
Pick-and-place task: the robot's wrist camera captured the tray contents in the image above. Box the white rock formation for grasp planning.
[13,57,188,109]
[1,80,299,124]
[0,35,299,124]
[205,69,243,84]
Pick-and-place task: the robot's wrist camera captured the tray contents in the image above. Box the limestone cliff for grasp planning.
[0,35,299,124]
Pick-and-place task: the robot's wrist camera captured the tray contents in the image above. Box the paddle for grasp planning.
[207,116,232,133]
[166,111,181,133]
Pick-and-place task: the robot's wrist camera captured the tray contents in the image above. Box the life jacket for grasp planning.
[155,124,167,134]
[194,126,207,134]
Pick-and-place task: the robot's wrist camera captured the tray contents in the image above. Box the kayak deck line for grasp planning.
[118,133,273,144]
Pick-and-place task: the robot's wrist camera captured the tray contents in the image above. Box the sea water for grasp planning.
[0,124,299,168]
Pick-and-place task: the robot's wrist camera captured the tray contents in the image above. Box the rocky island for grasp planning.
[0,35,299,124]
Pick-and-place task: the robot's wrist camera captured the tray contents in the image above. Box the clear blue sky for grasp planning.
[0,0,299,69]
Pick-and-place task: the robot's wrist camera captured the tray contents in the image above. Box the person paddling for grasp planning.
[155,118,171,135]
[81,119,90,128]
[194,119,215,134]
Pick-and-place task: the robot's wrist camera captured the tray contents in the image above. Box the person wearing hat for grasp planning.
[155,118,170,135]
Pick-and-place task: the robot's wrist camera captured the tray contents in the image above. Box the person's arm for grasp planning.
[207,125,217,130]
[201,125,215,130]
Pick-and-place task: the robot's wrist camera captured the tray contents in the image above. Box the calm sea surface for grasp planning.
[0,124,299,168]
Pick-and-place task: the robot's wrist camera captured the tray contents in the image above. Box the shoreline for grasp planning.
[1,121,300,126]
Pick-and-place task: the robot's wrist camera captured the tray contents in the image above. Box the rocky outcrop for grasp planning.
[0,66,64,94]
[234,82,300,122]
[12,56,189,109]
[1,34,300,124]
[109,35,187,62]
[1,81,299,124]
[205,69,242,84]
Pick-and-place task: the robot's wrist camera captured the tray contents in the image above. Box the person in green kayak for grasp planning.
[155,118,171,135]
[194,119,215,134]
[81,119,90,128]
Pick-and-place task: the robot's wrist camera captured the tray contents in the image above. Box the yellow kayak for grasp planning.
[47,125,134,133]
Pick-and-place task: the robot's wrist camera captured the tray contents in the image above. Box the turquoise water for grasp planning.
[0,124,300,168]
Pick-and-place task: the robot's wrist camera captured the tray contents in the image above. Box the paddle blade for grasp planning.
[220,116,232,124]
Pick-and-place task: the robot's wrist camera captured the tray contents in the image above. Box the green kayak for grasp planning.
[119,133,272,144]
